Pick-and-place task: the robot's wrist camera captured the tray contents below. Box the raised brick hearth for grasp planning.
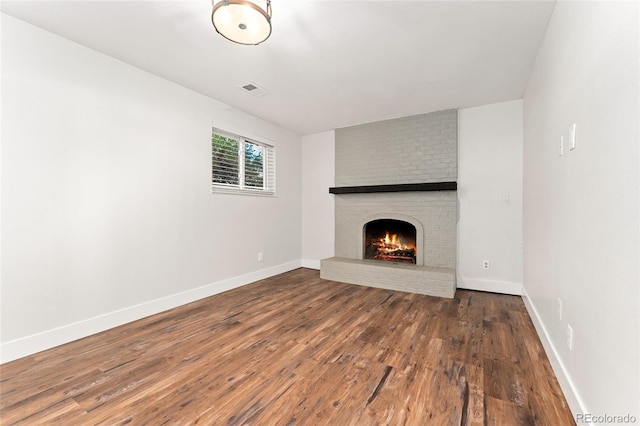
[320,109,458,298]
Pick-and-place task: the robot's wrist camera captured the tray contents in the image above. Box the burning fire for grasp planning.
[379,232,410,253]
[364,223,417,264]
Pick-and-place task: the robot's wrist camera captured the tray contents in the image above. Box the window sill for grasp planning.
[211,186,276,197]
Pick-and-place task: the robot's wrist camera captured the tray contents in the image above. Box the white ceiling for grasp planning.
[1,0,555,135]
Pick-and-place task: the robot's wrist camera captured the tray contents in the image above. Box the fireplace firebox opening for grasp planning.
[363,219,417,264]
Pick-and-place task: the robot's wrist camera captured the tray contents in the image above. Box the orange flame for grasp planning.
[378,232,412,253]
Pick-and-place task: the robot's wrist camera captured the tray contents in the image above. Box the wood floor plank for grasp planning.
[464,363,485,426]
[358,360,467,426]
[0,268,575,425]
[485,395,535,425]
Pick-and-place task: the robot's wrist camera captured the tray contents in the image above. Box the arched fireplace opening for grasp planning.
[363,219,417,264]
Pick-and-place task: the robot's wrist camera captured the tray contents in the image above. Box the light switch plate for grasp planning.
[570,123,576,150]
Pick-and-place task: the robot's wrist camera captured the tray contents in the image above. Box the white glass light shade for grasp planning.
[211,0,272,45]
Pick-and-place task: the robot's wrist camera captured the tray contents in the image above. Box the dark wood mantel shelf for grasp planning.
[329,182,457,194]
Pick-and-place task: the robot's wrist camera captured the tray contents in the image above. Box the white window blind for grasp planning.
[212,128,275,195]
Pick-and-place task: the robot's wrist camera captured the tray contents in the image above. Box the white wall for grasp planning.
[1,14,302,362]
[523,1,639,417]
[301,131,335,269]
[457,101,523,295]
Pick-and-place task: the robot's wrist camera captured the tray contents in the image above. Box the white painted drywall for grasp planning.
[523,1,639,417]
[1,14,302,361]
[457,101,523,295]
[301,131,335,269]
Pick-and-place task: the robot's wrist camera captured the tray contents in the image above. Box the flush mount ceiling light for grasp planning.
[211,0,272,45]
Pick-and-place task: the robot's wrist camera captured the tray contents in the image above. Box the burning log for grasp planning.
[363,219,417,264]
[365,229,417,264]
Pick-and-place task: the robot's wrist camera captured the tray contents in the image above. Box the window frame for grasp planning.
[211,128,276,196]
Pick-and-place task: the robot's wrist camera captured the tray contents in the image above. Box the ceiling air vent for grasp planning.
[238,81,269,97]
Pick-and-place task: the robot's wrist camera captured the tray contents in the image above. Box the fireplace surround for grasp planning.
[320,109,458,298]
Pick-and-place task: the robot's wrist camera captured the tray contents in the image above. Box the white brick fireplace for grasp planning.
[321,109,458,298]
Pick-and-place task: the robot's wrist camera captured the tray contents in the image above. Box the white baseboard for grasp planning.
[301,259,321,270]
[521,286,587,422]
[0,260,302,364]
[456,276,522,295]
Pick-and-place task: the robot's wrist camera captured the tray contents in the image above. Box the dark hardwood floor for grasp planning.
[0,268,575,425]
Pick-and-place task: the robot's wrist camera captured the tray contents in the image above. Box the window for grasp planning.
[212,128,275,195]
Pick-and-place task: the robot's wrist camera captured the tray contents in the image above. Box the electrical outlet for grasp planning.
[567,324,573,351]
[258,252,263,262]
[557,298,562,321]
[482,260,490,270]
